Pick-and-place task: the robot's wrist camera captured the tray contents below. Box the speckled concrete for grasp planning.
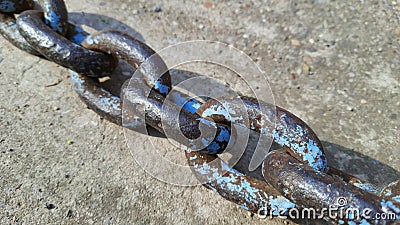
[0,0,399,224]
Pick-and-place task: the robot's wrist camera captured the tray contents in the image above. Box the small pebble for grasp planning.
[53,106,60,111]
[204,2,212,8]
[154,5,162,12]
[291,39,301,47]
[302,64,310,75]
[67,209,74,217]
[46,204,56,210]
[346,106,354,111]
[242,3,250,8]
[303,56,313,62]
[305,47,317,52]
[290,74,296,79]
[360,99,367,104]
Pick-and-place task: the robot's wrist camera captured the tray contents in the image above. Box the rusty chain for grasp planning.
[1,1,399,224]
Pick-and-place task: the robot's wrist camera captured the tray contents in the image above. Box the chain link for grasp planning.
[1,1,399,224]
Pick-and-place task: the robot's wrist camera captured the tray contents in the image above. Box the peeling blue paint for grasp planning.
[70,26,88,45]
[383,189,393,197]
[240,203,249,211]
[393,195,400,203]
[84,35,100,45]
[359,219,370,225]
[205,142,221,154]
[155,82,170,95]
[189,155,197,161]
[216,127,230,142]
[201,102,244,123]
[272,116,326,172]
[43,2,64,34]
[381,199,400,213]
[268,195,296,215]
[170,92,201,114]
[198,118,217,128]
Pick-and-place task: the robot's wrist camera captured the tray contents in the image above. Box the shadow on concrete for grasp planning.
[69,12,145,42]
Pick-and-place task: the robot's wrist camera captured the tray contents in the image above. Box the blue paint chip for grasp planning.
[155,82,170,95]
[70,27,88,45]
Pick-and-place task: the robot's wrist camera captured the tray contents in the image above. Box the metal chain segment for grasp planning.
[0,0,68,54]
[1,0,399,224]
[263,150,400,224]
[185,149,297,214]
[40,0,68,35]
[196,97,327,172]
[0,12,41,55]
[17,10,118,77]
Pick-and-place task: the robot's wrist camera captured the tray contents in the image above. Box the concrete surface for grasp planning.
[0,0,399,224]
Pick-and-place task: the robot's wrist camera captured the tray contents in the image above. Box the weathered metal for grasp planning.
[17,10,117,77]
[263,150,400,224]
[197,96,327,172]
[41,0,68,35]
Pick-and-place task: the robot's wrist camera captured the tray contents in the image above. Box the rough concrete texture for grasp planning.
[0,0,399,224]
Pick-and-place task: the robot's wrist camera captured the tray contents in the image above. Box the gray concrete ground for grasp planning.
[1,0,399,224]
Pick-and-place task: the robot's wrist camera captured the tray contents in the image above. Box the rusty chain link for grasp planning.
[1,1,399,224]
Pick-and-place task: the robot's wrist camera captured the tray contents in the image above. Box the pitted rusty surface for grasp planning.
[40,0,68,35]
[70,71,122,126]
[381,181,400,205]
[122,76,232,155]
[0,12,40,55]
[263,150,400,224]
[17,10,117,77]
[81,30,172,96]
[197,96,327,172]
[185,149,297,214]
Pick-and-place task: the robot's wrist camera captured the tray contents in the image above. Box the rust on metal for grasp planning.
[197,96,327,172]
[263,150,400,224]
[185,149,297,214]
[0,12,40,55]
[81,30,172,96]
[40,0,68,35]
